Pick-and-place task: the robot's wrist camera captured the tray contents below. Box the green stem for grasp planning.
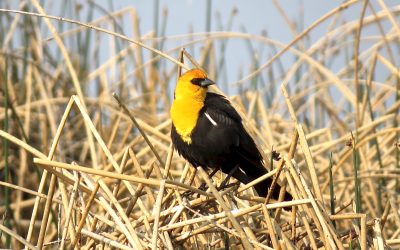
[329,152,336,228]
[351,132,362,214]
[3,59,11,248]
[395,74,400,193]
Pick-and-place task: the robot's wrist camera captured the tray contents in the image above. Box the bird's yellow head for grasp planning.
[171,68,215,144]
[174,68,215,102]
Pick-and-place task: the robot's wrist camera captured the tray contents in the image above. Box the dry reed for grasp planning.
[0,1,400,249]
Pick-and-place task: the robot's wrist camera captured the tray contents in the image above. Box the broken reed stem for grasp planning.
[25,97,75,247]
[160,199,311,232]
[31,0,100,172]
[262,205,279,249]
[71,182,100,247]
[0,224,38,250]
[373,219,385,249]
[112,92,165,167]
[59,173,81,249]
[265,160,285,204]
[380,201,391,228]
[285,156,343,249]
[36,174,57,249]
[197,167,253,250]
[33,158,209,196]
[237,168,278,194]
[281,84,323,204]
[330,213,367,250]
[151,180,166,250]
[163,143,174,178]
[183,203,273,249]
[0,181,54,202]
[80,228,132,250]
[125,159,155,216]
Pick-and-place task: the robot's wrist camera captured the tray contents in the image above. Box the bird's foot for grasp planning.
[217,181,240,192]
[182,182,208,198]
[198,182,208,191]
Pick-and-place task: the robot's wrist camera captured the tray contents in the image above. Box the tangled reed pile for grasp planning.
[1,1,400,249]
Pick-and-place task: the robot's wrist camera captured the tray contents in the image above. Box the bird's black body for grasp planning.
[172,92,291,200]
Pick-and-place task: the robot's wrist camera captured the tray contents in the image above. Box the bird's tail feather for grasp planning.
[230,153,293,201]
[254,178,293,201]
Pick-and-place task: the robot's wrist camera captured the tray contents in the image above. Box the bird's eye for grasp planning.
[191,78,204,86]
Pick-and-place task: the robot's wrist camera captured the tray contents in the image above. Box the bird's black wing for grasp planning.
[172,92,292,200]
[191,93,265,171]
[200,93,292,200]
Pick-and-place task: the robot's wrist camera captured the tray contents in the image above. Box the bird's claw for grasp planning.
[182,182,208,198]
[217,181,240,192]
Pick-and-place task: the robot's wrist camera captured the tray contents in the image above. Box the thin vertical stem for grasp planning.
[329,152,336,228]
[2,56,11,248]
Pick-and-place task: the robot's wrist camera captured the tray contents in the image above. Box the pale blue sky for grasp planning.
[24,0,400,95]
[99,1,398,90]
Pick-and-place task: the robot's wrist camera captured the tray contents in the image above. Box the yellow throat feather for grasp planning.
[170,69,209,144]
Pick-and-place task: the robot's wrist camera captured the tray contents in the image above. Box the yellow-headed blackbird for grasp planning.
[171,68,292,200]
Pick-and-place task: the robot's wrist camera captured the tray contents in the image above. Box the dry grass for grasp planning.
[1,1,400,249]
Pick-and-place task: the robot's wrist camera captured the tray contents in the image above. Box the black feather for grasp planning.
[171,92,292,201]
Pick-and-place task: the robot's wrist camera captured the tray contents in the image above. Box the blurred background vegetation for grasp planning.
[1,0,400,249]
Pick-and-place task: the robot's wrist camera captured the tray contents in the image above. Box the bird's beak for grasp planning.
[200,78,215,87]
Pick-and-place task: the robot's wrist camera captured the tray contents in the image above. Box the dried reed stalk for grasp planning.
[0,1,400,249]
